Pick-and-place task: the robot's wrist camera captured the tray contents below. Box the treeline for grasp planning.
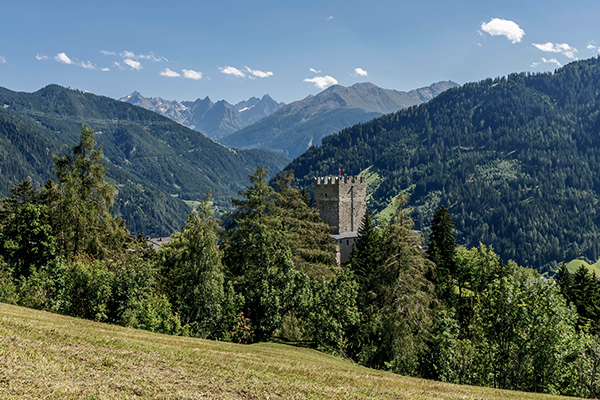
[283,56,600,272]
[1,127,600,397]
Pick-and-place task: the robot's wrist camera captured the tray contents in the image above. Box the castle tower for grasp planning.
[314,176,366,234]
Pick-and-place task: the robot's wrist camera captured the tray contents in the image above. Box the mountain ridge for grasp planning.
[219,81,459,158]
[121,92,285,140]
[0,84,289,236]
[281,57,600,272]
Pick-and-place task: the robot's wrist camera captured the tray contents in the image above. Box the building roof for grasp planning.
[333,231,360,240]
[146,237,171,250]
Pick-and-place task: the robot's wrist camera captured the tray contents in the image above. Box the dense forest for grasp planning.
[1,127,599,398]
[0,85,289,236]
[282,57,600,272]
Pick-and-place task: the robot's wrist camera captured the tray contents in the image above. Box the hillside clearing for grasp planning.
[566,258,600,276]
[0,303,581,399]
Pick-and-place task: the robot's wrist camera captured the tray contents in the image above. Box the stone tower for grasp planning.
[314,176,366,234]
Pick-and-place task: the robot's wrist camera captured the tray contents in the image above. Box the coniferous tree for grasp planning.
[222,164,279,278]
[160,192,225,338]
[571,266,600,329]
[42,125,130,259]
[222,166,310,342]
[556,262,574,305]
[349,209,382,304]
[362,196,436,374]
[272,171,337,279]
[428,205,457,305]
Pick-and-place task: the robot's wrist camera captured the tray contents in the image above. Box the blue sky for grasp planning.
[1,0,599,104]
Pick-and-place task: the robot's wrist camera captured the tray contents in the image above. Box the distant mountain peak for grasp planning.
[121,92,285,140]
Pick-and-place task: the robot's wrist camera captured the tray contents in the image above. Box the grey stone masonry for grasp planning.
[314,176,366,234]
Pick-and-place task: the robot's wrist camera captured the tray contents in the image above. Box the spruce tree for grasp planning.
[222,166,311,342]
[272,171,337,279]
[555,262,574,305]
[571,266,600,328]
[42,125,130,259]
[428,205,457,305]
[222,164,280,278]
[361,196,436,374]
[349,210,382,303]
[160,192,225,338]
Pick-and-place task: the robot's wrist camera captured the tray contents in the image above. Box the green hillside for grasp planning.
[0,302,580,400]
[566,259,600,276]
[0,85,289,236]
[282,57,600,272]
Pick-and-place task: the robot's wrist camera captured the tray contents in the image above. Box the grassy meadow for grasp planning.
[566,259,600,276]
[0,302,584,399]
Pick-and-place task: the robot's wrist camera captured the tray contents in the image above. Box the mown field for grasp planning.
[566,259,600,276]
[0,302,584,399]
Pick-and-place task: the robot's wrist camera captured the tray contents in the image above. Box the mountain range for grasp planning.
[120,92,285,140]
[0,85,289,237]
[282,57,600,272]
[219,81,459,159]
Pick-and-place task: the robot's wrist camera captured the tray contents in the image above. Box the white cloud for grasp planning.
[0,56,5,64]
[101,68,110,72]
[303,75,338,89]
[101,50,116,56]
[120,50,136,59]
[309,68,321,74]
[219,66,246,78]
[124,59,142,70]
[532,57,562,68]
[54,52,96,69]
[533,42,578,59]
[542,57,562,67]
[120,50,167,62]
[55,52,74,65]
[36,53,49,61]
[80,60,95,69]
[587,44,597,50]
[182,69,203,80]
[354,67,368,77]
[327,16,334,21]
[160,68,181,78]
[481,18,525,43]
[245,66,273,78]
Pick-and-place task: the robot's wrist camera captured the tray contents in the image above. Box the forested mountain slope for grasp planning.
[283,57,600,272]
[0,85,289,236]
[220,81,458,159]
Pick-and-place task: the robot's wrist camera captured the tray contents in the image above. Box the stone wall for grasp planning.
[314,176,366,234]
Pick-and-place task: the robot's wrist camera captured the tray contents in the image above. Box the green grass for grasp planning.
[359,165,383,204]
[565,258,600,276]
[182,199,214,210]
[0,303,582,399]
[374,193,405,223]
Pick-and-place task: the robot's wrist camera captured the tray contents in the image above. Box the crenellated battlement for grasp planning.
[314,176,365,186]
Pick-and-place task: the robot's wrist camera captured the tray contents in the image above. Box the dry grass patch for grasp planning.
[0,302,583,399]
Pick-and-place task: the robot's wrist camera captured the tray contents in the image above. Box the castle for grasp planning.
[314,176,366,264]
